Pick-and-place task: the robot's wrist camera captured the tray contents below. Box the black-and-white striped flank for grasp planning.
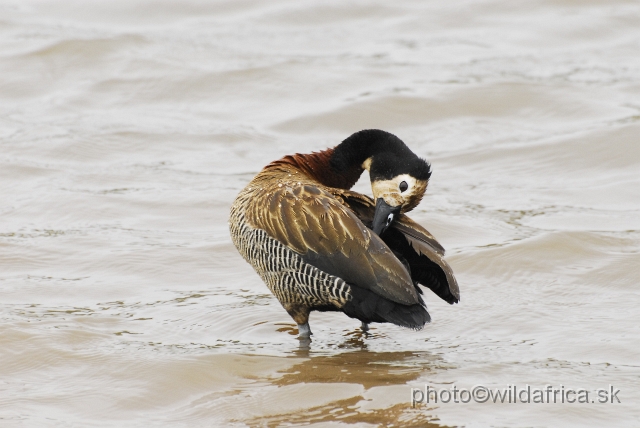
[229,190,352,309]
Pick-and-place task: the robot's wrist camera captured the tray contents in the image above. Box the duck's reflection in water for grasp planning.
[238,335,447,427]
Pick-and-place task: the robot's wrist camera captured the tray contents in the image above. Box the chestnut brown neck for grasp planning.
[266,148,363,190]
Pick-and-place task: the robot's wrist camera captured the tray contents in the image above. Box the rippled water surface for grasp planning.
[1,1,639,427]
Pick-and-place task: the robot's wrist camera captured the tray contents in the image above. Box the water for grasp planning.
[1,1,639,426]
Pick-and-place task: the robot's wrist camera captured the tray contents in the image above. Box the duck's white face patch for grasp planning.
[371,174,428,213]
[361,157,372,171]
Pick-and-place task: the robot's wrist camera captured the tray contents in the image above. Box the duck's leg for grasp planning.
[298,322,312,337]
[284,303,313,338]
[361,322,370,332]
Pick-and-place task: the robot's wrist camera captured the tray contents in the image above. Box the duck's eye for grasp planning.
[399,181,408,192]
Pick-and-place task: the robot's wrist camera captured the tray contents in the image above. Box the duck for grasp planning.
[229,129,459,338]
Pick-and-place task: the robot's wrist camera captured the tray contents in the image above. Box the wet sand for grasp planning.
[1,1,639,426]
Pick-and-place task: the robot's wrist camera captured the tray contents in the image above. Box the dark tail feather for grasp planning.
[381,299,431,329]
[342,285,431,329]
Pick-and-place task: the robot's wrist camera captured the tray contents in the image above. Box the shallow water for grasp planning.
[1,0,639,426]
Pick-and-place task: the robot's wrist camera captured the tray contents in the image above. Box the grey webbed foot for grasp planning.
[298,337,312,350]
[361,322,370,332]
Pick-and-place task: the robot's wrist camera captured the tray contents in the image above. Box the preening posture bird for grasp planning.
[229,129,459,338]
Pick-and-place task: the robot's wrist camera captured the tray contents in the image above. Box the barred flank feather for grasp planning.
[230,190,352,310]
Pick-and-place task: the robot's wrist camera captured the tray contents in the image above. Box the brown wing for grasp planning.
[245,182,420,305]
[337,190,460,304]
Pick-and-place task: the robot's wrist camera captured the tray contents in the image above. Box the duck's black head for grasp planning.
[331,129,432,235]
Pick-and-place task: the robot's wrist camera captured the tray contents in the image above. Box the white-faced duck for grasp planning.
[229,129,459,338]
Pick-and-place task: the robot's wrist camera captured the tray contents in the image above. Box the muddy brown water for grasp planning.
[1,1,639,427]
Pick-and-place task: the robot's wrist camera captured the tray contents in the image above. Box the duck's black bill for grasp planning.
[372,198,401,236]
